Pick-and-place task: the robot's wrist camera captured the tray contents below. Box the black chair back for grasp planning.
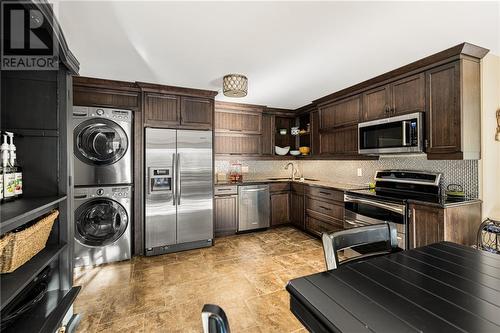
[202,304,230,333]
[322,223,399,270]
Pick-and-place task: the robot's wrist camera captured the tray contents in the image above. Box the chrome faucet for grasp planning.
[285,162,298,181]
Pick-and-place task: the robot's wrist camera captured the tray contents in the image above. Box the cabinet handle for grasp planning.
[391,107,396,114]
[385,105,390,114]
[319,191,331,195]
[319,205,331,211]
[229,129,243,132]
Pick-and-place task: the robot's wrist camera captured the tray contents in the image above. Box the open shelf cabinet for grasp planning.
[0,2,80,331]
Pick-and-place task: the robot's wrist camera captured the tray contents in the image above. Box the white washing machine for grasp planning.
[74,185,132,267]
[73,106,132,186]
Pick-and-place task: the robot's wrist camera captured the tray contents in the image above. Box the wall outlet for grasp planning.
[357,168,363,177]
[241,166,249,173]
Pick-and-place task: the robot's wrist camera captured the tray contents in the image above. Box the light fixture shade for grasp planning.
[223,74,248,97]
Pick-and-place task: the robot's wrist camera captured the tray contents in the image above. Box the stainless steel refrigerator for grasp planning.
[145,128,213,256]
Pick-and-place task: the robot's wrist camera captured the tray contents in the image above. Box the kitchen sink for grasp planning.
[266,177,319,182]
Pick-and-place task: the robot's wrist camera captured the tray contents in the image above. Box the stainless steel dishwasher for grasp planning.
[238,184,270,231]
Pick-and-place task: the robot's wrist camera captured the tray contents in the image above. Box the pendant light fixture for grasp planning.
[223,74,248,97]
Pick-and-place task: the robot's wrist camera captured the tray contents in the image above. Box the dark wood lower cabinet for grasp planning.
[305,211,343,237]
[214,195,238,237]
[271,193,290,226]
[408,201,482,248]
[290,191,304,230]
[408,203,444,248]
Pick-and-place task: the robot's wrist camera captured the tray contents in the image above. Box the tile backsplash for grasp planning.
[215,156,479,198]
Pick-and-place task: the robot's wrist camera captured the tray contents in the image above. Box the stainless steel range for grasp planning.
[344,170,442,250]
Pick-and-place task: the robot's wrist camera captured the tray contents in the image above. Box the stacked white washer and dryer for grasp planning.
[72,106,133,267]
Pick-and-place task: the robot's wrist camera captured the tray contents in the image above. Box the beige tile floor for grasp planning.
[74,227,327,333]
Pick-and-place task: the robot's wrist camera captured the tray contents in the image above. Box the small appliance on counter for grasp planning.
[229,162,243,183]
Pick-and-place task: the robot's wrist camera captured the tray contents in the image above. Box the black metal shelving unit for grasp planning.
[0,1,80,331]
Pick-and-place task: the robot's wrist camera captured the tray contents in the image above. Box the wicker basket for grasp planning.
[0,210,59,273]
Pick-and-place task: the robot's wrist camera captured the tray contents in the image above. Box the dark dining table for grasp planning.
[286,241,500,333]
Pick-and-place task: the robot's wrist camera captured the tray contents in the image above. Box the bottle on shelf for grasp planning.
[1,134,16,202]
[6,132,22,198]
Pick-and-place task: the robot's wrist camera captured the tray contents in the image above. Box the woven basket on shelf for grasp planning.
[0,210,59,274]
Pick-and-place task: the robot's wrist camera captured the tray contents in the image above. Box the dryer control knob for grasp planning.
[96,109,104,115]
[96,189,104,196]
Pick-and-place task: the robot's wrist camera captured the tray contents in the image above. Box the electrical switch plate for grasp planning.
[357,168,363,177]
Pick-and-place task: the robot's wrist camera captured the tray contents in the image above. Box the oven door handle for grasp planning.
[344,195,405,215]
[344,219,369,227]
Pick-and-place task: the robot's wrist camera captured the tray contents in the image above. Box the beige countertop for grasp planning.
[214,178,481,208]
[214,178,367,191]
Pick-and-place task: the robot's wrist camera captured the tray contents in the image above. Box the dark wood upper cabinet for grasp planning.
[261,113,274,155]
[319,95,361,130]
[144,93,180,126]
[214,133,261,155]
[214,109,262,134]
[319,125,358,156]
[425,60,481,159]
[310,111,320,155]
[139,82,217,129]
[391,73,425,115]
[362,85,391,121]
[180,96,213,129]
[271,192,290,226]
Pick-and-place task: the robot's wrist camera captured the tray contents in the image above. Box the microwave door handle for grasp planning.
[402,121,411,146]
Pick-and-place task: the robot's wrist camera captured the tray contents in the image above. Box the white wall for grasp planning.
[480,54,500,220]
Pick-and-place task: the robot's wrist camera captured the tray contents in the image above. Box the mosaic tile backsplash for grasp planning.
[215,156,479,198]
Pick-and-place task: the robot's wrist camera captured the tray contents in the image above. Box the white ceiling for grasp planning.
[54,1,500,109]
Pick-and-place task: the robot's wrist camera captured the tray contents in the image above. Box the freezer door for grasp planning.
[176,130,213,243]
[145,128,177,249]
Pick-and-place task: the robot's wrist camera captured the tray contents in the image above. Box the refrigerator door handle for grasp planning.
[172,153,176,206]
[177,152,181,205]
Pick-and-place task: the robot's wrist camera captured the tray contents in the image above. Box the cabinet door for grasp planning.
[271,193,290,226]
[319,95,360,130]
[214,195,238,237]
[144,93,180,126]
[180,96,213,129]
[425,62,461,156]
[261,113,274,155]
[408,203,444,249]
[310,111,320,155]
[214,133,260,155]
[215,110,262,134]
[319,125,358,155]
[391,73,425,115]
[290,191,304,229]
[362,85,391,121]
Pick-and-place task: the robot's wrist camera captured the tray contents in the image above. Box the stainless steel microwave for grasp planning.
[358,112,424,155]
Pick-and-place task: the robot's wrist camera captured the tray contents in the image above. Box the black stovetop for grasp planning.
[347,188,476,206]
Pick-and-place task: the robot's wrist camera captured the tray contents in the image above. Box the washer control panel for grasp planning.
[74,186,131,199]
[73,106,132,122]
